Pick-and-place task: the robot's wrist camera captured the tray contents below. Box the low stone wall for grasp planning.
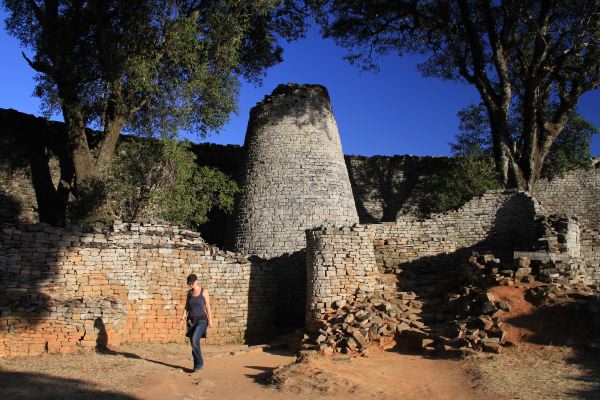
[372,191,538,272]
[305,225,380,330]
[0,223,276,357]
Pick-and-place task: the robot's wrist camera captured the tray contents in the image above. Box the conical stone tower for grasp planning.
[232,83,359,258]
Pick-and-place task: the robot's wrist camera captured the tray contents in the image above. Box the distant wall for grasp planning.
[0,222,276,357]
[344,155,451,222]
[4,108,599,237]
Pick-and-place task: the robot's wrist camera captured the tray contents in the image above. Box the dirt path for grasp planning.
[0,343,487,400]
[134,349,484,400]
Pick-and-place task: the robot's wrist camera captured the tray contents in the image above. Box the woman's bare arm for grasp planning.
[203,289,213,328]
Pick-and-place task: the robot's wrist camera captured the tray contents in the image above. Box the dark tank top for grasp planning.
[187,289,207,319]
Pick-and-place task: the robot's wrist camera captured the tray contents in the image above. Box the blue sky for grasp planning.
[1,14,598,157]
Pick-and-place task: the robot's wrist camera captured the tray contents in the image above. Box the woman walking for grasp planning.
[180,273,213,372]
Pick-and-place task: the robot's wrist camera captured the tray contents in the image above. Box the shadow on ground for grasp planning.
[96,347,193,373]
[504,295,600,399]
[565,349,600,400]
[243,365,275,385]
[0,370,135,400]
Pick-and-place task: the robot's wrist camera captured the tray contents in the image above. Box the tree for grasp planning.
[312,0,600,190]
[452,103,598,179]
[419,155,501,216]
[3,0,307,225]
[106,139,239,228]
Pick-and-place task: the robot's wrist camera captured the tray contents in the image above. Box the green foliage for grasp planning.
[107,138,239,228]
[3,0,306,138]
[542,115,599,179]
[2,0,308,225]
[451,104,493,158]
[420,156,502,217]
[68,177,113,227]
[452,104,598,179]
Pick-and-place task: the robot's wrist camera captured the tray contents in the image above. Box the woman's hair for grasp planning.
[186,273,198,285]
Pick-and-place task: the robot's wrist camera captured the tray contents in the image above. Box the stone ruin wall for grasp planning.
[231,84,359,257]
[533,162,600,229]
[344,155,452,222]
[371,190,539,273]
[2,107,599,236]
[2,98,600,357]
[0,189,553,357]
[0,222,278,357]
[305,225,381,330]
[581,228,600,271]
[303,190,549,331]
[230,84,359,327]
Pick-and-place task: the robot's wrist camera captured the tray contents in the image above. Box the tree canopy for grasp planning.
[312,0,600,190]
[3,0,307,225]
[452,103,598,179]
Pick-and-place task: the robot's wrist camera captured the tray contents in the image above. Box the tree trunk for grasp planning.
[95,115,125,170]
[62,101,97,188]
[28,137,64,225]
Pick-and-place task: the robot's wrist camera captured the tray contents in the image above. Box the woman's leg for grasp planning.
[190,320,208,370]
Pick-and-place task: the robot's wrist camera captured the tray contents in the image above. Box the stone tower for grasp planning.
[232,83,359,258]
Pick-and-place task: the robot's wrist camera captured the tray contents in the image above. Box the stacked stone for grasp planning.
[534,214,581,256]
[418,287,509,355]
[0,222,277,357]
[372,191,538,273]
[305,225,380,330]
[462,252,593,286]
[581,227,600,281]
[302,293,418,356]
[302,285,509,357]
[343,155,452,221]
[534,162,600,228]
[232,83,359,258]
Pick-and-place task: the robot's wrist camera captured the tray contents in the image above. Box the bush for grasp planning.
[419,156,502,217]
[107,138,238,228]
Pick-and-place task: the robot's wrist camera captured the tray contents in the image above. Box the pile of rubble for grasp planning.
[426,285,509,355]
[302,285,513,357]
[302,292,422,356]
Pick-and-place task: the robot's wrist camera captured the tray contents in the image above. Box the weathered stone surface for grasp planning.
[0,223,278,357]
[232,84,359,259]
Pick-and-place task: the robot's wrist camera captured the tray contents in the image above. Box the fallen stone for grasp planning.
[351,331,367,349]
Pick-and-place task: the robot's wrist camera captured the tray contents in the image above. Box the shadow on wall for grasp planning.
[346,156,452,223]
[0,193,23,224]
[390,193,539,298]
[245,250,306,344]
[247,84,333,137]
[475,194,539,258]
[0,370,136,400]
[0,224,66,327]
[0,225,125,340]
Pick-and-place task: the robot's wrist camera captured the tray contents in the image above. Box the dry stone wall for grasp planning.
[0,222,276,357]
[581,227,600,274]
[344,155,452,222]
[533,163,600,229]
[231,84,359,258]
[372,191,539,273]
[305,225,381,329]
